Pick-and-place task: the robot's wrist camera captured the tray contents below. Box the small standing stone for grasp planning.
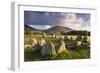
[76,35,82,41]
[42,32,46,38]
[64,35,69,41]
[52,33,56,39]
[31,38,37,47]
[39,38,46,46]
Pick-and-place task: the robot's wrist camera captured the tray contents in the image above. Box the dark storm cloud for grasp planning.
[76,13,90,21]
[24,11,90,26]
[24,11,67,25]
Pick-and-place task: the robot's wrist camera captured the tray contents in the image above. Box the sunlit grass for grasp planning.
[24,34,90,61]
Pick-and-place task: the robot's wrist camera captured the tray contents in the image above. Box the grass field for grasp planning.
[24,34,90,62]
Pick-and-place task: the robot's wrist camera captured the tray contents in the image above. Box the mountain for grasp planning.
[24,25,72,34]
[43,26,72,33]
[25,25,39,31]
[24,25,42,34]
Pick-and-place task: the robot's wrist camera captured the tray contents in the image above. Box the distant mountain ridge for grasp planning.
[43,26,72,33]
[25,25,39,31]
[25,24,72,33]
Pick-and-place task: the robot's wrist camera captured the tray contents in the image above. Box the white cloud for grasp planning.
[58,13,90,31]
[29,25,52,30]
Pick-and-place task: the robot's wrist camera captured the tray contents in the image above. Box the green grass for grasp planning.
[24,46,90,61]
[24,34,90,62]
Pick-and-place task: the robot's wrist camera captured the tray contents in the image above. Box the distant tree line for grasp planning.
[25,29,90,36]
[61,30,90,36]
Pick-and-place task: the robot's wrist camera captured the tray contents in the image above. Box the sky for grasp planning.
[24,11,90,31]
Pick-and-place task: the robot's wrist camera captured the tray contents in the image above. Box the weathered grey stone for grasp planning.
[66,40,77,50]
[41,41,56,55]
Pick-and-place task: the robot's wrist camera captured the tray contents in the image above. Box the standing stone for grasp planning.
[52,33,56,39]
[42,32,46,38]
[24,44,32,49]
[60,35,64,40]
[82,36,87,43]
[39,38,46,46]
[66,40,77,50]
[76,35,82,41]
[31,33,34,37]
[41,41,56,55]
[31,38,37,47]
[70,37,73,40]
[64,35,69,41]
[56,40,67,53]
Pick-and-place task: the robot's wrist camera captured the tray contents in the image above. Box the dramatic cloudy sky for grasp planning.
[24,11,90,31]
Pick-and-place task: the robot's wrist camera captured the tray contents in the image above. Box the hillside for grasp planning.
[24,25,72,34]
[43,26,72,33]
[24,25,42,34]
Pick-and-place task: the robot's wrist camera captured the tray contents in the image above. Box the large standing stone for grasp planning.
[56,40,67,53]
[41,41,56,55]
